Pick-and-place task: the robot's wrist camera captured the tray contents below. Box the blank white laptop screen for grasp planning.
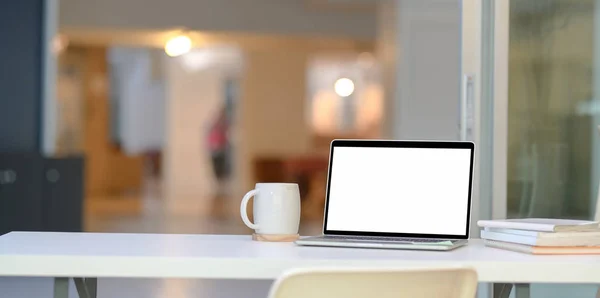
[325,146,472,236]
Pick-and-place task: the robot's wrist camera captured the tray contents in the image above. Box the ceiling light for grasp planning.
[165,35,192,57]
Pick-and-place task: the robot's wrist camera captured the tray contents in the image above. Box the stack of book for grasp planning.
[477,218,600,255]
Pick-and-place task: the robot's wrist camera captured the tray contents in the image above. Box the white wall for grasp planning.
[307,56,383,137]
[237,49,315,194]
[59,0,375,39]
[376,0,400,139]
[163,44,362,206]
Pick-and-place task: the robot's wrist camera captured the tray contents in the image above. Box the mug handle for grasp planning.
[240,189,259,230]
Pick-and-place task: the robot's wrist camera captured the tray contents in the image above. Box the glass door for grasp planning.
[490,0,600,222]
[486,0,600,296]
[506,0,599,221]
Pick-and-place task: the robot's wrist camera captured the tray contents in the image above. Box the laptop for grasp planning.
[295,140,475,251]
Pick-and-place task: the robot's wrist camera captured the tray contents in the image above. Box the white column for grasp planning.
[376,0,486,239]
[376,0,401,139]
[377,0,462,140]
[110,48,165,155]
[163,55,224,203]
[42,0,59,156]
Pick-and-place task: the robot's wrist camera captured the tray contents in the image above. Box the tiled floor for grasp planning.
[0,277,275,298]
[84,189,323,235]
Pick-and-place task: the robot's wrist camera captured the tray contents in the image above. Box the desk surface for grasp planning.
[1,232,600,283]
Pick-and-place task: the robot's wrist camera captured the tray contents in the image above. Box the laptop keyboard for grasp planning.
[325,235,454,243]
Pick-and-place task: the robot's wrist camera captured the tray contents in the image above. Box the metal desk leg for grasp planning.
[74,278,98,298]
[53,277,98,298]
[493,283,513,298]
[86,278,97,297]
[54,278,69,298]
[515,283,531,298]
[492,283,531,298]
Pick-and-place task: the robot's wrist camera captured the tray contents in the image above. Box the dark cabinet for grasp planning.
[0,153,44,235]
[0,153,83,235]
[42,157,84,232]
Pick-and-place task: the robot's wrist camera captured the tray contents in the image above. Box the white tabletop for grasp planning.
[1,232,599,283]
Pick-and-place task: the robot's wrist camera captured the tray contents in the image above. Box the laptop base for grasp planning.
[295,236,467,251]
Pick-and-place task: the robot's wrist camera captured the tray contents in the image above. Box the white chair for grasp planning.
[268,267,478,298]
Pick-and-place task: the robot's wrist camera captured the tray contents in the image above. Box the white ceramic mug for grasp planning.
[240,183,301,235]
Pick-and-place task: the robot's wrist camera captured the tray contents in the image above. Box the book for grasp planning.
[477,218,599,232]
[484,227,600,238]
[484,239,600,255]
[480,230,600,246]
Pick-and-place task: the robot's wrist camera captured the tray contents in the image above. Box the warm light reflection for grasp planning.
[334,78,355,97]
[52,34,69,54]
[358,52,375,68]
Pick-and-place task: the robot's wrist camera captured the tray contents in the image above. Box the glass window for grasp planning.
[507,0,598,219]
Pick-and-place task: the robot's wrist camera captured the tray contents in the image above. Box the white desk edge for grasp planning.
[0,232,599,284]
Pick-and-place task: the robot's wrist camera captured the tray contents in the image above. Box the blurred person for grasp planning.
[207,107,231,199]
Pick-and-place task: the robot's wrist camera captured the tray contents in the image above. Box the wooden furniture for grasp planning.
[282,157,328,219]
[61,46,143,197]
[268,267,477,298]
[2,233,600,298]
[253,156,328,219]
[252,233,300,242]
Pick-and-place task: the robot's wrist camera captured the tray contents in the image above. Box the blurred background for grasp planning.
[3,0,600,297]
[2,0,600,246]
[2,0,387,237]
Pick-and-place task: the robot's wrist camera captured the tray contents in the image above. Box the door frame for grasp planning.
[462,0,486,236]
[462,0,510,230]
[490,0,510,220]
[472,0,510,222]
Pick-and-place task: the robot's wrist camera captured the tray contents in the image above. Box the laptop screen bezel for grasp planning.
[322,139,475,240]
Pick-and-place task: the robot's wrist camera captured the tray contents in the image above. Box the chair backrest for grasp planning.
[268,267,478,298]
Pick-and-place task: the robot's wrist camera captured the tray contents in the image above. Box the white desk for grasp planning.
[1,232,600,298]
